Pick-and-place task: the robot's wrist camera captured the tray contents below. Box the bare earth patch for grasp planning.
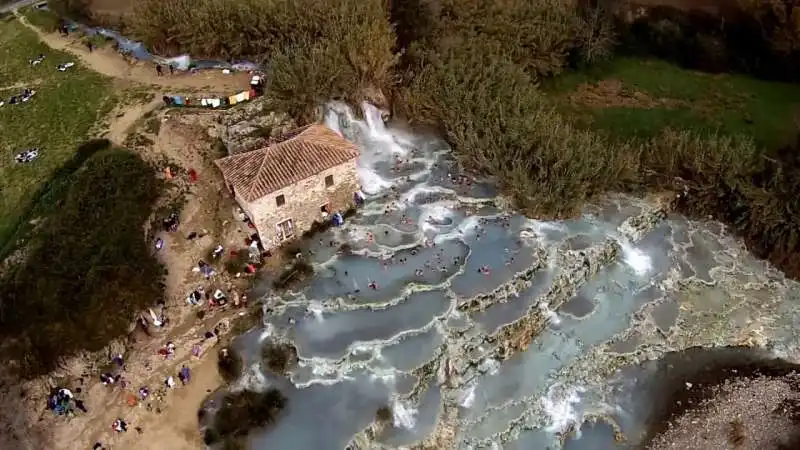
[568,79,687,109]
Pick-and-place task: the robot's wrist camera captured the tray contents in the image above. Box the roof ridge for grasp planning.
[216,123,360,202]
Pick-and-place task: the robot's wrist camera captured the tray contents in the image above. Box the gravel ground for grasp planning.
[648,374,800,450]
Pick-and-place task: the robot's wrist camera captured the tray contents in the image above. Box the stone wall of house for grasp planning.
[245,159,360,249]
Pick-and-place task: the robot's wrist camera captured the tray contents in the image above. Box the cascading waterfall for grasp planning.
[239,102,800,450]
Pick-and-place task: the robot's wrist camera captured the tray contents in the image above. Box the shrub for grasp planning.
[47,0,90,21]
[272,259,314,290]
[649,130,800,278]
[261,342,298,375]
[205,389,288,445]
[399,0,615,80]
[0,149,163,378]
[396,38,638,218]
[129,0,396,121]
[217,347,243,383]
[266,0,397,121]
[376,405,392,423]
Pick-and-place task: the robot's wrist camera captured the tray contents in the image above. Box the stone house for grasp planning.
[215,124,360,249]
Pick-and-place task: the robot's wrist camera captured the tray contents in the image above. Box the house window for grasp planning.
[325,175,334,187]
[276,218,295,241]
[275,194,285,207]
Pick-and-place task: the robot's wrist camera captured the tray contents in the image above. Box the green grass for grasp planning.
[545,57,800,149]
[20,7,60,32]
[0,18,113,252]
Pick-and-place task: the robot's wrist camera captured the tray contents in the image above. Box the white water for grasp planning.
[537,301,562,326]
[392,399,419,430]
[542,384,586,434]
[619,239,653,276]
[307,300,325,322]
[241,102,799,450]
[460,384,477,408]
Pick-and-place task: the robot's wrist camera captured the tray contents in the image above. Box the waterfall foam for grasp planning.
[392,399,419,430]
[460,384,477,408]
[619,239,653,275]
[537,301,562,326]
[323,107,343,136]
[307,301,325,322]
[541,384,586,434]
[361,101,392,143]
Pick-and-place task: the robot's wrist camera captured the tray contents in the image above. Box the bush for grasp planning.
[217,347,243,383]
[205,388,288,445]
[399,0,615,80]
[47,0,91,20]
[618,1,800,81]
[648,130,800,278]
[261,342,298,375]
[0,148,163,378]
[129,0,396,122]
[376,405,392,423]
[272,259,314,290]
[396,38,638,218]
[267,0,397,121]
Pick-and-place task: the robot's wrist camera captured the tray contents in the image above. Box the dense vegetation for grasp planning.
[261,342,298,375]
[89,0,800,278]
[34,0,800,282]
[621,0,800,82]
[0,148,163,378]
[204,388,288,448]
[128,0,396,121]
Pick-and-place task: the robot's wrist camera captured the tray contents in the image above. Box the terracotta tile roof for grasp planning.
[215,124,360,202]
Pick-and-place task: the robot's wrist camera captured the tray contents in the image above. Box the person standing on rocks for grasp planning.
[156,64,163,76]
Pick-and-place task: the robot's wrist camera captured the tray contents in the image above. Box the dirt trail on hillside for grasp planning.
[105,97,162,145]
[14,11,251,92]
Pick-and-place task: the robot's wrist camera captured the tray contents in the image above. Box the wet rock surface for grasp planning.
[224,103,800,450]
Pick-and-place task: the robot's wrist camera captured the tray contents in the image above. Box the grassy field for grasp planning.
[544,57,800,149]
[0,16,113,254]
[20,6,61,31]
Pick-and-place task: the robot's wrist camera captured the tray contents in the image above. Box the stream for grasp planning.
[224,102,800,450]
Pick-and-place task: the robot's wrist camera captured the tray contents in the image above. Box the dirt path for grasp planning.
[105,97,162,145]
[13,10,251,92]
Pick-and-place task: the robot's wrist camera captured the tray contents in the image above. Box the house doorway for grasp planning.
[320,203,330,219]
[276,218,295,241]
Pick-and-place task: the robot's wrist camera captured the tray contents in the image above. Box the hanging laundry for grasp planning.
[235,91,250,103]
